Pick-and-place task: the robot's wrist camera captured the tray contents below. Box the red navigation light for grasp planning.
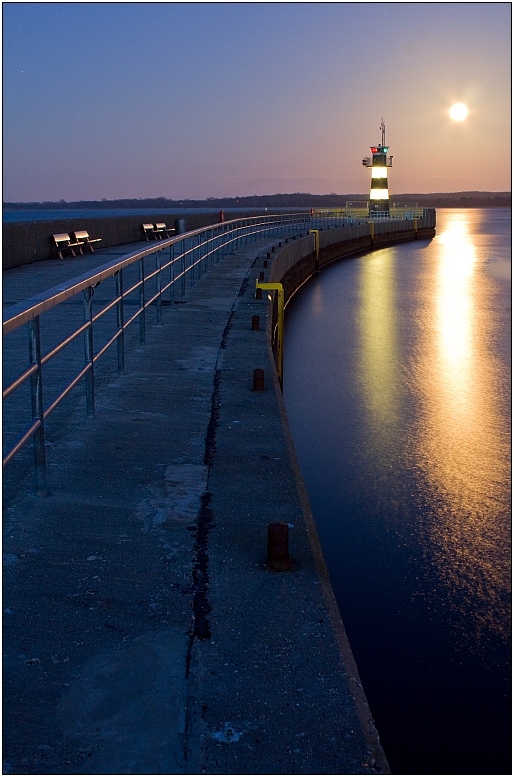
[371,147,378,153]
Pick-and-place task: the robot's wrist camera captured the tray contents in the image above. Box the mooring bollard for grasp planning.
[267,522,293,571]
[255,287,262,299]
[263,260,268,268]
[251,315,260,331]
[253,368,264,392]
[267,252,271,260]
[271,247,275,252]
[259,271,265,281]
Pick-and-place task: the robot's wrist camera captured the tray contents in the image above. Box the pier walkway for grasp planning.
[3,236,389,774]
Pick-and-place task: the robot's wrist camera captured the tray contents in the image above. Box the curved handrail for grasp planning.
[3,213,308,334]
[3,211,319,491]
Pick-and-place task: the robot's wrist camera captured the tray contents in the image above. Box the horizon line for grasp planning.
[3,190,511,207]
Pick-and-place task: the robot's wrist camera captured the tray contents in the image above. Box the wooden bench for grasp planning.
[52,233,83,259]
[73,230,102,253]
[154,223,176,239]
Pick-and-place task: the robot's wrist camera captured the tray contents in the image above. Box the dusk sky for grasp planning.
[3,2,511,202]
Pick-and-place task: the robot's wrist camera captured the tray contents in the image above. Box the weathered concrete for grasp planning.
[2,219,435,774]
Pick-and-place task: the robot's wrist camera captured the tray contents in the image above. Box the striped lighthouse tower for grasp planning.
[362,118,393,214]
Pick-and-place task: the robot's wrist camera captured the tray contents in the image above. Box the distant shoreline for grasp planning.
[3,191,511,212]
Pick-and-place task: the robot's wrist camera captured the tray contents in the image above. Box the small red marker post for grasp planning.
[253,369,264,392]
[267,522,293,571]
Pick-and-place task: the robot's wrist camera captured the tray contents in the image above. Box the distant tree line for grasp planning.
[3,192,511,210]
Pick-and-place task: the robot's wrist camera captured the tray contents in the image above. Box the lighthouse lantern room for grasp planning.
[362,119,393,214]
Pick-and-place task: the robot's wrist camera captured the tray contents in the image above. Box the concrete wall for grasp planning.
[2,210,269,270]
[270,212,436,304]
[265,212,436,354]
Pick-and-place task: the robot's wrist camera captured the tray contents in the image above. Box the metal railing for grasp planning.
[308,209,361,230]
[3,212,325,493]
[369,207,426,221]
[310,205,427,225]
[343,202,426,221]
[361,156,393,167]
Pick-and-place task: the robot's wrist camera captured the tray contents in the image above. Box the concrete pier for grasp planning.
[2,220,434,774]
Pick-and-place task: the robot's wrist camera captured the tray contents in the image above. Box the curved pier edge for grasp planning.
[270,360,391,775]
[259,220,435,772]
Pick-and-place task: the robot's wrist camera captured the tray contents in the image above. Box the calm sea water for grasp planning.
[2,207,299,223]
[283,209,511,775]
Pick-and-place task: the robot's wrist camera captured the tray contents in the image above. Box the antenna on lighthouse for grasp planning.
[380,118,386,146]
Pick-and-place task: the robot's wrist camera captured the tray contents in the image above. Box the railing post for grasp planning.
[116,270,125,373]
[197,235,202,280]
[170,243,175,302]
[190,236,195,286]
[82,287,95,418]
[139,257,146,344]
[156,250,162,323]
[28,316,47,496]
[309,229,320,274]
[181,240,186,296]
[255,281,285,390]
[202,233,207,273]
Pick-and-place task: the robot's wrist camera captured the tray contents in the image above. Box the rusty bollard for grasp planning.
[251,315,260,331]
[255,287,262,299]
[271,246,275,252]
[267,522,293,571]
[253,369,264,392]
[267,252,271,260]
[278,242,282,247]
[263,260,268,268]
[259,271,265,281]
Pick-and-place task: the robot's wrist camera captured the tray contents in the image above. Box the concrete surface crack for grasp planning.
[189,490,214,642]
[184,306,236,767]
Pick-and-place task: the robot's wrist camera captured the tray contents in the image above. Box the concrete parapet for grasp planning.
[265,215,435,370]
[270,214,435,304]
[2,210,269,270]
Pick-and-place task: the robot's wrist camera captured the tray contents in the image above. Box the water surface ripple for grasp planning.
[283,209,511,775]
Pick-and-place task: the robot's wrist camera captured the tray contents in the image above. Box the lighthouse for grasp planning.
[362,119,393,214]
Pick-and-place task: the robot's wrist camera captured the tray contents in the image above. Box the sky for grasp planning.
[3,2,511,202]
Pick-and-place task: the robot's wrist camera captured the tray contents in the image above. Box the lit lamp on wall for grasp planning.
[362,119,393,214]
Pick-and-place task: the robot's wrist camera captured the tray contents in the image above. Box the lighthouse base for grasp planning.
[370,200,390,213]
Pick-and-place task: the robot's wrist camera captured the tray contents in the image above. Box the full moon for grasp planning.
[450,103,469,121]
